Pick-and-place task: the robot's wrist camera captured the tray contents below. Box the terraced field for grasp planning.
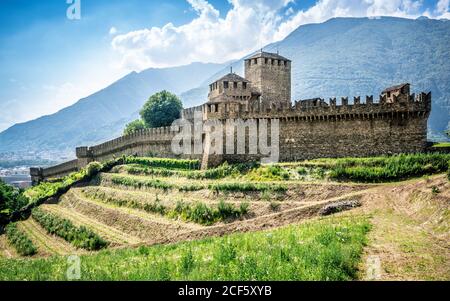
[1,157,448,280]
[0,163,375,257]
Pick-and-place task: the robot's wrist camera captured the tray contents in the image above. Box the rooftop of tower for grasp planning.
[246,51,291,62]
[214,73,250,83]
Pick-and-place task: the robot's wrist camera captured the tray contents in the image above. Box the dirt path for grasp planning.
[350,175,450,281]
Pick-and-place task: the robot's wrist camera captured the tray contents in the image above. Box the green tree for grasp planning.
[0,180,28,225]
[123,119,146,136]
[140,91,183,128]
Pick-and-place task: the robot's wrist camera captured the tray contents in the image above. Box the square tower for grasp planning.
[244,51,291,107]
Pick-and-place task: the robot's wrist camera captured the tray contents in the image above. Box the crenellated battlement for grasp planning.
[203,91,431,120]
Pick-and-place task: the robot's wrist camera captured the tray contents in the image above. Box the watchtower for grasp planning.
[244,51,291,107]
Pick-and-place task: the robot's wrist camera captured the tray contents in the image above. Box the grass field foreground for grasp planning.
[0,215,371,281]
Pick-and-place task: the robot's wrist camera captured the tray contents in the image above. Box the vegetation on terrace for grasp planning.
[81,188,249,226]
[5,223,37,256]
[31,208,108,251]
[0,216,371,280]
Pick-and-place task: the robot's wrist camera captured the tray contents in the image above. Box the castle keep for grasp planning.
[31,51,432,184]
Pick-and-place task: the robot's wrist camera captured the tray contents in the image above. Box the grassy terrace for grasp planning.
[0,215,371,281]
[1,154,448,280]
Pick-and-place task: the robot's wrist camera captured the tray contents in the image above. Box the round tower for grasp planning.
[244,51,291,107]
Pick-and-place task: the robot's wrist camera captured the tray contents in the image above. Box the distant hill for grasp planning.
[180,17,450,139]
[0,62,226,157]
[1,17,449,161]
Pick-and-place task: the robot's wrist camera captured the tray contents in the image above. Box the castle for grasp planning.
[31,51,432,184]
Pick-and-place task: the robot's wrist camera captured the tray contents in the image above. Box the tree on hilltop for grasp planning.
[140,90,183,128]
[123,119,146,136]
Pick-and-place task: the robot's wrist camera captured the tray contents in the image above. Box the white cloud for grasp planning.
[275,0,424,40]
[109,26,118,35]
[435,0,450,18]
[112,0,429,71]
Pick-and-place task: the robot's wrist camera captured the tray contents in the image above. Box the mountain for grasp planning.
[1,17,450,160]
[0,62,226,158]
[180,17,450,139]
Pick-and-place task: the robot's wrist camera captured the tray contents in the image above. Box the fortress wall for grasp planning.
[202,92,431,166]
[35,92,431,181]
[278,114,428,161]
[42,159,79,178]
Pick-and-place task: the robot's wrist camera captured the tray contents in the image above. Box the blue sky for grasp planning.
[0,0,448,132]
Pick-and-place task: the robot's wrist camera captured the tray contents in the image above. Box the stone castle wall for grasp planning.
[32,91,431,183]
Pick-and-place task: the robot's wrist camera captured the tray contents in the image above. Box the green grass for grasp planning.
[5,223,37,256]
[124,157,200,170]
[313,153,450,183]
[31,208,108,251]
[432,142,450,148]
[0,216,371,281]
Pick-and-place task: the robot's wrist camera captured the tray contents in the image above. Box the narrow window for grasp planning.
[243,82,247,89]
[224,81,229,89]
[265,58,268,64]
[234,82,238,89]
[254,59,257,65]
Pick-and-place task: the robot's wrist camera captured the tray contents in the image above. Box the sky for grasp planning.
[0,0,449,132]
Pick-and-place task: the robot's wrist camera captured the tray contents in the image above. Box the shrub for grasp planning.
[168,200,248,225]
[125,157,200,170]
[447,161,450,181]
[209,182,287,193]
[189,203,215,225]
[5,223,37,256]
[110,175,174,191]
[86,162,103,178]
[31,208,108,250]
[297,167,308,176]
[269,201,281,211]
[245,165,290,181]
[217,200,241,220]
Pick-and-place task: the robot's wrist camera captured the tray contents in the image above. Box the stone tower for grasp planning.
[244,51,291,107]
